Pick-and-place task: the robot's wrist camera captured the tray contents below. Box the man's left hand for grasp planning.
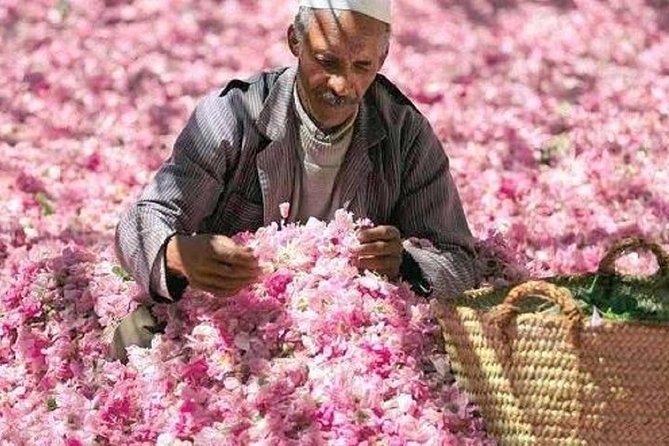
[354,225,403,280]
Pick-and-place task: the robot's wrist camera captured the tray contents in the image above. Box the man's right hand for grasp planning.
[165,234,261,297]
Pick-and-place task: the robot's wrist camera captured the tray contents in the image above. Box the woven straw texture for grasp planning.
[434,238,669,445]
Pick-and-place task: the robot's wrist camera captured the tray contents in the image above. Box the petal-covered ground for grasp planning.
[1,0,668,444]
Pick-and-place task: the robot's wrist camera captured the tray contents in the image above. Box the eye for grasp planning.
[354,62,372,73]
[316,56,338,70]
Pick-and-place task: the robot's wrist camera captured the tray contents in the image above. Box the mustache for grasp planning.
[318,90,359,107]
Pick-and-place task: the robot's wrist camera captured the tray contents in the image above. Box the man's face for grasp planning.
[289,10,388,131]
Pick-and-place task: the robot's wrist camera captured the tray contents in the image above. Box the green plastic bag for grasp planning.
[458,237,669,323]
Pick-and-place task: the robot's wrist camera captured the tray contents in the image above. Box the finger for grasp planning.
[220,264,262,280]
[192,275,254,297]
[355,240,402,257]
[209,237,259,266]
[358,255,401,270]
[195,259,261,280]
[210,251,259,271]
[198,269,259,289]
[211,248,258,268]
[215,248,258,267]
[218,262,263,280]
[357,226,401,243]
[190,280,235,297]
[357,255,401,277]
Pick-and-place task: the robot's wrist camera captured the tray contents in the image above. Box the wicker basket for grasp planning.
[433,238,669,445]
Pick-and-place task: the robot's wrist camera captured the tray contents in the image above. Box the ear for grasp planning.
[287,24,300,57]
[378,52,388,71]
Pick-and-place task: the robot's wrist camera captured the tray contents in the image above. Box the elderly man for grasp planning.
[112,0,477,361]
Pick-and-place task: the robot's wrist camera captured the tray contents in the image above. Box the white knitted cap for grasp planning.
[298,0,392,24]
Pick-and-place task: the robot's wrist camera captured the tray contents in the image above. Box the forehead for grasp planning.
[306,9,387,52]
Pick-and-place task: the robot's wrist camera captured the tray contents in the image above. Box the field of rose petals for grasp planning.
[2,0,669,444]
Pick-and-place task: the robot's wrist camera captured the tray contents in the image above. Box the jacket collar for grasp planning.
[256,67,296,142]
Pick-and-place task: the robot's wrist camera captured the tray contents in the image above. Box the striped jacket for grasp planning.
[115,66,477,301]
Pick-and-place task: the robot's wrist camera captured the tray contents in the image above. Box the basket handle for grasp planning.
[489,280,583,329]
[598,237,669,277]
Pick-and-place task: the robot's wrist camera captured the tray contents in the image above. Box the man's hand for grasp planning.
[354,225,403,280]
[166,234,261,297]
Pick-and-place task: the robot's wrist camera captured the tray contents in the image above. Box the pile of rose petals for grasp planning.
[1,212,492,444]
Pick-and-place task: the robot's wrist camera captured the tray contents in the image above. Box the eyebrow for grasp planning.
[313,50,373,65]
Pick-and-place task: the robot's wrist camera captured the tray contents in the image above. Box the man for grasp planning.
[112,0,477,362]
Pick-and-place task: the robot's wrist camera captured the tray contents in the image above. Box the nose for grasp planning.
[327,73,353,98]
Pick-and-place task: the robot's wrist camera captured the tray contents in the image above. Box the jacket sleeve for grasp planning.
[395,116,478,299]
[115,91,237,301]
